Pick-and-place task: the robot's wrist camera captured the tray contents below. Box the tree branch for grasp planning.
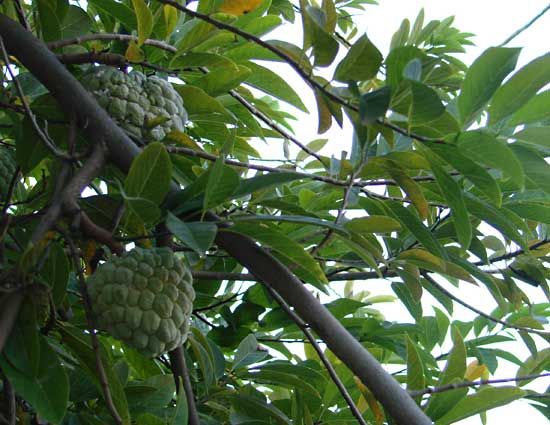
[422,273,549,337]
[263,284,368,425]
[499,4,550,46]
[46,33,177,53]
[409,372,550,397]
[168,347,200,425]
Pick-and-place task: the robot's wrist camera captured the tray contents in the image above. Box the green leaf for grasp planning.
[193,64,252,97]
[427,141,502,206]
[243,61,308,112]
[203,160,241,210]
[173,85,234,121]
[435,387,526,425]
[125,142,172,205]
[297,139,328,161]
[170,378,188,425]
[464,194,528,250]
[344,215,401,234]
[385,202,448,260]
[232,214,348,235]
[360,86,391,125]
[88,0,137,30]
[489,52,550,124]
[230,393,291,425]
[165,212,217,257]
[41,242,70,306]
[386,46,424,90]
[60,5,92,39]
[406,335,426,393]
[234,172,306,198]
[240,369,321,398]
[226,221,328,289]
[131,0,153,46]
[408,81,445,125]
[383,159,429,219]
[440,326,467,385]
[516,347,550,384]
[508,90,550,126]
[0,336,69,424]
[457,47,520,126]
[232,334,268,371]
[510,144,550,195]
[422,148,472,248]
[425,379,469,421]
[512,126,550,150]
[59,326,131,424]
[455,131,524,189]
[304,5,339,67]
[334,34,383,82]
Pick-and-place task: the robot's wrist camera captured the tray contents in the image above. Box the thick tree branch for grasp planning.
[0,15,430,425]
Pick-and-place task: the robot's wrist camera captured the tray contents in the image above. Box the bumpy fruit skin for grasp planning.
[80,66,187,141]
[0,146,16,198]
[87,248,195,357]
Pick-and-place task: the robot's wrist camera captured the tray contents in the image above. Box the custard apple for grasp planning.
[80,66,188,141]
[0,146,17,198]
[87,248,195,357]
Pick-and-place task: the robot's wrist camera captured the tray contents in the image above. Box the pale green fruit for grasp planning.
[88,248,195,357]
[80,66,187,142]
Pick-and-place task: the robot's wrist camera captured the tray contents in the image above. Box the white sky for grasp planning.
[263,2,550,424]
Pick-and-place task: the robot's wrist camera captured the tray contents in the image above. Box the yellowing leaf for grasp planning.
[218,0,262,16]
[131,0,153,46]
[163,5,178,38]
[125,40,144,61]
[464,360,489,381]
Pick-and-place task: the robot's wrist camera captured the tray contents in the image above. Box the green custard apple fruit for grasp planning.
[80,66,188,141]
[0,146,17,198]
[87,247,195,357]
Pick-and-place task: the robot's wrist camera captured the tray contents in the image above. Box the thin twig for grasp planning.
[64,231,122,425]
[474,239,550,267]
[409,372,550,397]
[193,292,240,312]
[263,285,369,425]
[12,0,30,31]
[499,4,550,46]
[311,161,366,256]
[191,270,390,282]
[228,88,324,162]
[46,33,177,53]
[422,272,549,337]
[168,347,200,425]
